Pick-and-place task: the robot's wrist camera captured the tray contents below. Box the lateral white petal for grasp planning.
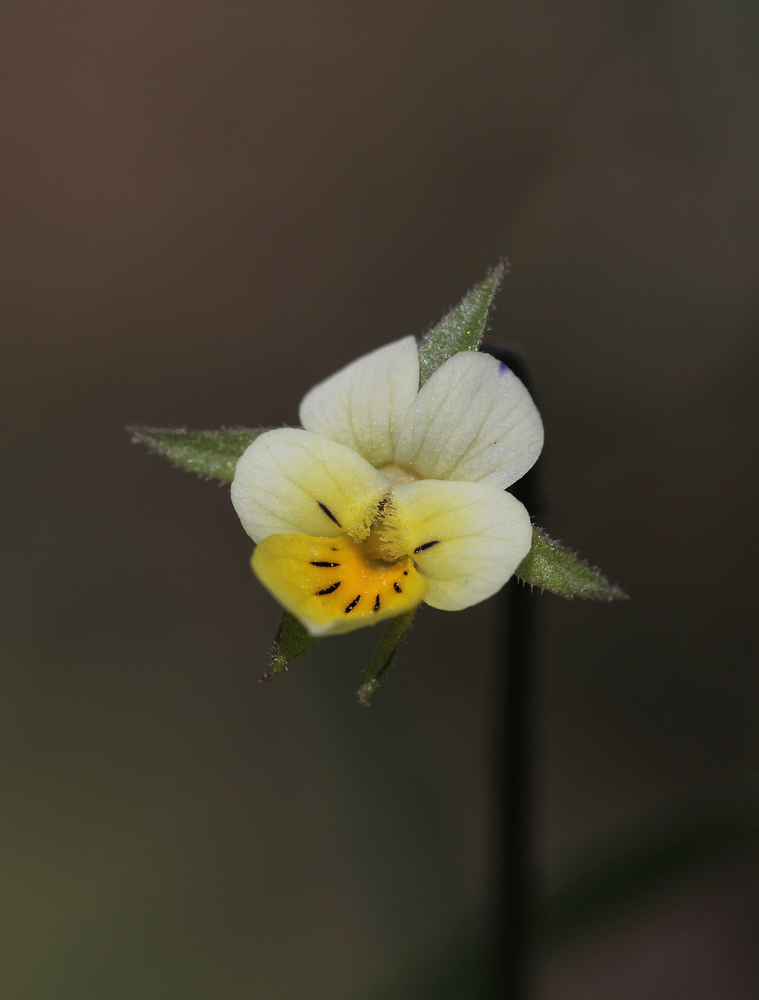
[231,428,390,543]
[394,479,533,611]
[299,336,420,468]
[394,351,543,489]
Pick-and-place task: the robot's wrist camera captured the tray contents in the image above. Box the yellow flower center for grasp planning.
[359,493,408,562]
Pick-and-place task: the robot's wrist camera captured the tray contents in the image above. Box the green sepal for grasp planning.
[417,260,507,386]
[129,426,270,483]
[357,609,417,706]
[263,611,315,681]
[516,527,628,601]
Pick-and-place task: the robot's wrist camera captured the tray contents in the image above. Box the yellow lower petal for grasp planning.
[252,533,427,636]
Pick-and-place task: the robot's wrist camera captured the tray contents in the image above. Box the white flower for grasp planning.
[231,337,544,636]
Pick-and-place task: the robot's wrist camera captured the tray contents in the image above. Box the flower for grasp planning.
[230,336,544,636]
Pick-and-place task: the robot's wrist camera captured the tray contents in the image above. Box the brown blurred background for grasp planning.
[2,1,758,997]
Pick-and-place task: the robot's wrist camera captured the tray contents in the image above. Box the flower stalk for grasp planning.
[485,343,543,1000]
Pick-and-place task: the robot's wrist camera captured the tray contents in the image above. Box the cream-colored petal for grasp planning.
[394,351,543,489]
[231,428,389,544]
[299,335,420,468]
[394,479,533,611]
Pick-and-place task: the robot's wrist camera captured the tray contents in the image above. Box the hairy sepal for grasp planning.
[516,527,628,601]
[264,611,316,680]
[417,261,507,386]
[357,609,417,706]
[129,426,269,483]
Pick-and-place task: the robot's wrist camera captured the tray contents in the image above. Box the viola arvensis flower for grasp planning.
[131,264,625,700]
[230,336,543,636]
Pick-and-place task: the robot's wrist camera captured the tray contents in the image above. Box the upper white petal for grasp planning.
[299,336,420,468]
[394,479,533,611]
[231,428,390,544]
[394,351,543,489]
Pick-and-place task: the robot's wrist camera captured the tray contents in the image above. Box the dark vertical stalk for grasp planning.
[481,344,544,1000]
[491,566,537,998]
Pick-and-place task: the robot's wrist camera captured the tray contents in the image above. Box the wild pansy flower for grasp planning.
[231,337,543,636]
[131,264,625,700]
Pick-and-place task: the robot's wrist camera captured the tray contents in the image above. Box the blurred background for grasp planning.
[2,1,758,997]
